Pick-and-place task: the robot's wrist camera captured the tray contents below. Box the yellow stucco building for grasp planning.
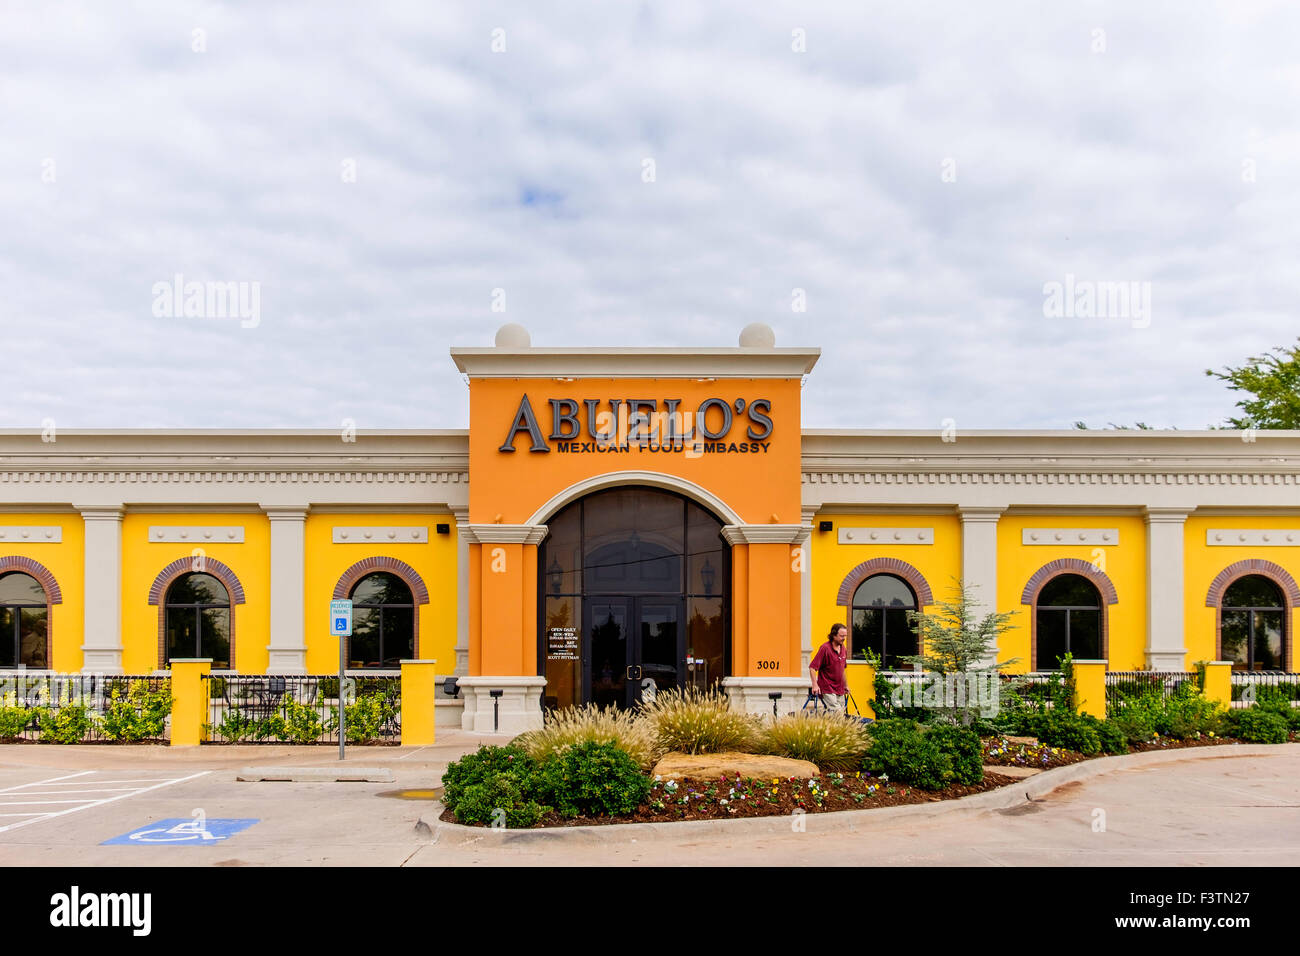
[1,323,1297,732]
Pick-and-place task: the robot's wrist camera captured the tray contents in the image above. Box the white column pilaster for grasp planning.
[265,507,308,674]
[799,508,816,673]
[1145,507,1190,671]
[451,505,470,677]
[958,507,1005,663]
[80,507,124,674]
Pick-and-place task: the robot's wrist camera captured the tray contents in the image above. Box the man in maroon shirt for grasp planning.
[809,623,849,711]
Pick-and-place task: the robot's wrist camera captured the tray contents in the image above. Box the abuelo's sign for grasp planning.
[499,394,774,454]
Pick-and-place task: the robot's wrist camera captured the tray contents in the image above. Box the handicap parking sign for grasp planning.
[330,599,352,637]
[103,815,258,846]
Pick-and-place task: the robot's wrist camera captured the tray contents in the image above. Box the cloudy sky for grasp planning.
[2,1,1296,431]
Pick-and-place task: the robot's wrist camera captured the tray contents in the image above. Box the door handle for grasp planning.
[626,665,641,680]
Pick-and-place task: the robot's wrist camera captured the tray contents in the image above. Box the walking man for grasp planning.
[809,623,849,711]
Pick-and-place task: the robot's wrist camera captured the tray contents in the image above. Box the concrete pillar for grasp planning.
[958,507,1005,663]
[400,659,438,746]
[265,507,308,674]
[451,506,470,677]
[1071,659,1107,719]
[169,658,212,746]
[80,507,124,674]
[1145,507,1190,671]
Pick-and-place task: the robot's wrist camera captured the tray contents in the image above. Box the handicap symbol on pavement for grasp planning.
[103,810,258,846]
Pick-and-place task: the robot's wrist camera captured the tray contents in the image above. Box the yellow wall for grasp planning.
[0,514,85,672]
[1184,515,1300,671]
[120,513,270,673]
[997,515,1147,672]
[810,514,962,662]
[303,513,457,674]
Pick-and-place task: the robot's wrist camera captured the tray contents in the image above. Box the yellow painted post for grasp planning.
[1201,661,1233,711]
[400,659,438,747]
[169,659,212,747]
[844,662,876,719]
[1071,660,1107,719]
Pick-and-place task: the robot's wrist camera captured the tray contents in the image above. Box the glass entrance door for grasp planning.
[584,597,682,709]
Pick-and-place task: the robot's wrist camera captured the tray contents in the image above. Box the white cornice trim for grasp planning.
[449,347,820,379]
[1207,529,1300,546]
[803,471,1300,486]
[721,524,804,545]
[465,524,548,545]
[0,526,62,543]
[1022,528,1118,545]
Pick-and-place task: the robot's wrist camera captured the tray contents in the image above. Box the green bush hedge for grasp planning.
[1225,707,1289,744]
[864,718,954,790]
[923,724,983,785]
[536,741,650,818]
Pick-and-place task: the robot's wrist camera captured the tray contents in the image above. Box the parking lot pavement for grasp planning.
[1,743,1297,866]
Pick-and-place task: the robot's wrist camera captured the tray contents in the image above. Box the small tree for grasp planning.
[1205,339,1300,429]
[896,579,1019,726]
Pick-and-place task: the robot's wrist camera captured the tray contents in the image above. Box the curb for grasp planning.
[429,742,1300,844]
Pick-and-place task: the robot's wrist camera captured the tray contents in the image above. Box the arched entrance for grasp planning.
[538,486,730,710]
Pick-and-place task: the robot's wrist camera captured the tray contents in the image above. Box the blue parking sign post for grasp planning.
[329,599,352,760]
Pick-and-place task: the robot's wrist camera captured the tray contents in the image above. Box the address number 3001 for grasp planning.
[755,660,780,670]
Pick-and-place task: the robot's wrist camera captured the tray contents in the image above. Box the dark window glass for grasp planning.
[0,573,48,668]
[687,596,724,692]
[1223,575,1284,609]
[347,572,415,668]
[543,595,581,709]
[1039,574,1100,608]
[583,489,684,593]
[1220,575,1287,670]
[164,573,232,668]
[850,575,917,668]
[1037,610,1069,670]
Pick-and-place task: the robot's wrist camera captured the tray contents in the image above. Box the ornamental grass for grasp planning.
[512,703,660,770]
[638,687,760,755]
[755,711,872,771]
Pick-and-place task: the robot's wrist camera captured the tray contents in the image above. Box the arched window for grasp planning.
[1035,574,1101,669]
[0,572,49,668]
[851,573,918,669]
[349,572,414,668]
[164,573,231,669]
[1222,575,1285,671]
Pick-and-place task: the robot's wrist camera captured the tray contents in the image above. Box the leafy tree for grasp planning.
[1206,338,1300,429]
[896,580,1020,726]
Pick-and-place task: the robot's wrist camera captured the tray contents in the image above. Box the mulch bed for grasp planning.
[441,770,1022,828]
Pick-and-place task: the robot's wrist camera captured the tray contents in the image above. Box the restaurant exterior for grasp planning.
[1,322,1298,733]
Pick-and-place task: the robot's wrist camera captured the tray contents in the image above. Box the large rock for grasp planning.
[652,751,820,781]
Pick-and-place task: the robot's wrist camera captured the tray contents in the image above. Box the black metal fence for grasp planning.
[1230,671,1300,707]
[0,673,172,742]
[1105,671,1199,711]
[202,674,401,744]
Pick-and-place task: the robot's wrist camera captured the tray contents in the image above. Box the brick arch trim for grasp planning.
[1204,559,1300,608]
[150,558,246,670]
[836,558,934,608]
[1020,558,1118,606]
[0,556,63,604]
[332,557,430,605]
[148,558,246,606]
[0,556,62,671]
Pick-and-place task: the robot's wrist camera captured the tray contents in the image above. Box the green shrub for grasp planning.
[279,697,325,744]
[0,706,33,739]
[36,704,94,744]
[99,680,172,742]
[923,724,983,784]
[1106,708,1156,747]
[638,687,758,755]
[1020,711,1102,756]
[864,718,954,790]
[1226,707,1288,744]
[1094,719,1129,755]
[1162,690,1224,740]
[514,704,659,769]
[537,741,650,819]
[754,712,871,771]
[442,744,539,815]
[454,772,547,828]
[342,694,397,743]
[1253,687,1300,731]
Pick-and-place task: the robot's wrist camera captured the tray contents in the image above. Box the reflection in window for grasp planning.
[1222,575,1285,671]
[1035,574,1101,670]
[0,572,49,669]
[165,572,231,669]
[851,574,918,669]
[349,572,414,668]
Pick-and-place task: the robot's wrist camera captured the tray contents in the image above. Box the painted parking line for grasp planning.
[0,770,212,835]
